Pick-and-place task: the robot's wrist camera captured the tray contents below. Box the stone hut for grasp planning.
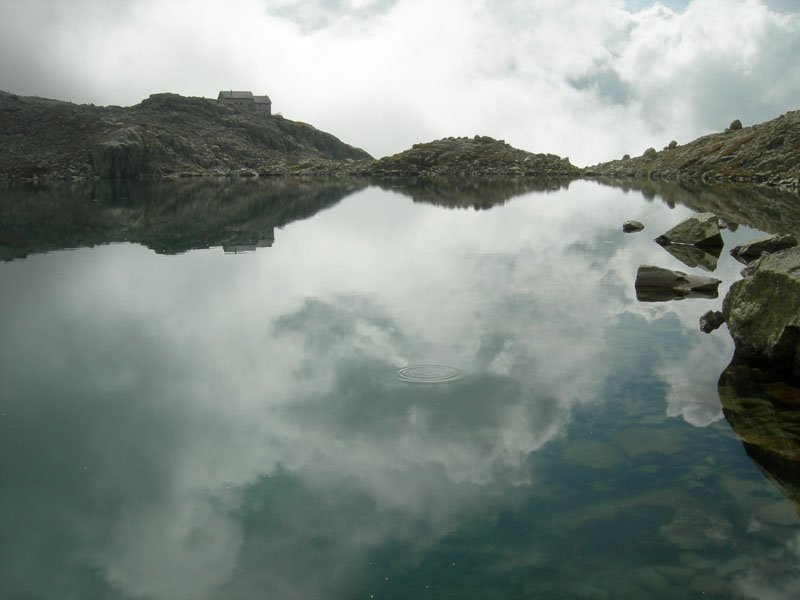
[217,90,272,115]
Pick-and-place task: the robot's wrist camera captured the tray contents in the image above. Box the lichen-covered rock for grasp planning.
[91,126,157,178]
[723,246,800,376]
[655,212,723,248]
[730,233,798,264]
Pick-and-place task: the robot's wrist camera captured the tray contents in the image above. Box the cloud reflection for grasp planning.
[0,182,748,598]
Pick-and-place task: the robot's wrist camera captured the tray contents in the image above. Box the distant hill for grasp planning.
[2,90,797,189]
[0,91,372,181]
[585,111,800,191]
[352,136,581,178]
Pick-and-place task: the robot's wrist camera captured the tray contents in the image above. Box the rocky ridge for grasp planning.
[585,111,800,191]
[0,91,582,182]
[0,91,372,181]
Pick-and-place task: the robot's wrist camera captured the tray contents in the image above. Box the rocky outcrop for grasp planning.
[654,212,723,248]
[723,246,800,376]
[0,91,372,181]
[730,233,798,264]
[634,265,721,302]
[585,110,800,191]
[354,136,581,179]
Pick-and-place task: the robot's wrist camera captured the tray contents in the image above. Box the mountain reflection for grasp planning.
[0,178,367,259]
[373,176,574,209]
[591,178,800,237]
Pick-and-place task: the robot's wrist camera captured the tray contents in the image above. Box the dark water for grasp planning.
[1,179,799,599]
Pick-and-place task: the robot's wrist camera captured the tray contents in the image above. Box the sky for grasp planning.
[1,0,799,165]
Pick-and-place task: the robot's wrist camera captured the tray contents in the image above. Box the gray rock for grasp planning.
[623,220,645,233]
[730,233,798,264]
[723,246,800,375]
[729,119,743,131]
[635,265,722,302]
[655,212,723,248]
[699,310,725,333]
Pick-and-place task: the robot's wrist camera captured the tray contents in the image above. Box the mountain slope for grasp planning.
[0,91,372,181]
[585,111,800,190]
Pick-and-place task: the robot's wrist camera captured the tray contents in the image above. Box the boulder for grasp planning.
[622,220,644,233]
[91,126,155,178]
[655,212,723,248]
[730,233,798,264]
[635,265,721,302]
[723,246,800,376]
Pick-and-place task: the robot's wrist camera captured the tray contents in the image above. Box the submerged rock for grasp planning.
[635,265,722,302]
[730,233,798,264]
[723,246,800,376]
[659,508,733,550]
[655,212,723,248]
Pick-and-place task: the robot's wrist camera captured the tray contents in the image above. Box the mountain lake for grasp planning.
[1,177,799,599]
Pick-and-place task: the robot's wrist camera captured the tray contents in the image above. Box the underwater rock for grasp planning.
[659,508,733,550]
[635,265,721,302]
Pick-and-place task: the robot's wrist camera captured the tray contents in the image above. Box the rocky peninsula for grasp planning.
[585,112,800,191]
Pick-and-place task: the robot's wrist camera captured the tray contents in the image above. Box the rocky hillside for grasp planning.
[353,136,581,178]
[585,111,800,190]
[0,91,372,181]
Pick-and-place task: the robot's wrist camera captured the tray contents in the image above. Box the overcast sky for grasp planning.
[1,0,799,165]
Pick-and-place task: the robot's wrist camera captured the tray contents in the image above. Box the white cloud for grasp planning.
[0,0,798,163]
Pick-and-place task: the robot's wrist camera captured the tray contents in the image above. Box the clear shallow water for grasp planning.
[1,179,799,599]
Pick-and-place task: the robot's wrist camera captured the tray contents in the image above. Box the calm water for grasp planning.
[1,179,799,599]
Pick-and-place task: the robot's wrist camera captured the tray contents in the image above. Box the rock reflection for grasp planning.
[719,360,800,518]
[658,242,721,272]
[374,176,574,210]
[0,178,366,259]
[592,178,800,237]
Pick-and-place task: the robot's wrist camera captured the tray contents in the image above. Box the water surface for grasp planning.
[1,179,799,599]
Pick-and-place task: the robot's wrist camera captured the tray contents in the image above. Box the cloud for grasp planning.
[1,0,799,163]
